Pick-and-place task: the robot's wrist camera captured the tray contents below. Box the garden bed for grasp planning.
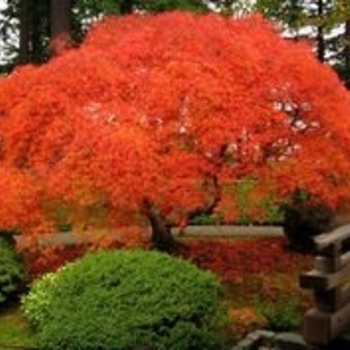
[0,236,313,348]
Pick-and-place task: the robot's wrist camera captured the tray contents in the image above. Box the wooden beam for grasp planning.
[313,224,350,251]
[300,263,350,291]
[315,256,341,273]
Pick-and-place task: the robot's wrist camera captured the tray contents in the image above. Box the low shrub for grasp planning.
[189,213,222,225]
[21,266,71,328]
[179,238,313,284]
[254,298,301,332]
[21,273,53,328]
[21,244,87,279]
[23,249,224,350]
[0,235,24,306]
[228,307,267,336]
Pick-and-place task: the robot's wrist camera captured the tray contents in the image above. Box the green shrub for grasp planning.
[0,235,24,306]
[189,213,222,225]
[21,265,73,328]
[255,299,301,332]
[21,273,55,328]
[23,249,224,350]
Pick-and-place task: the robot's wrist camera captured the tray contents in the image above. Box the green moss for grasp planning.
[0,303,36,348]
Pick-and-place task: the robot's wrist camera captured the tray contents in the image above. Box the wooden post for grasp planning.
[300,224,350,349]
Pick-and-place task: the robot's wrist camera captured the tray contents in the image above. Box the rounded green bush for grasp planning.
[0,235,24,306]
[21,266,70,328]
[23,249,223,350]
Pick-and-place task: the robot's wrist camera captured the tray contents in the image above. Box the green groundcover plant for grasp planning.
[255,298,301,332]
[22,249,225,350]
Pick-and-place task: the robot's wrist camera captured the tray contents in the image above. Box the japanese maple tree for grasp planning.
[1,12,350,250]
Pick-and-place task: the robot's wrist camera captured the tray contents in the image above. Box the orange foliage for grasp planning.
[20,228,148,279]
[21,236,310,282]
[1,12,350,241]
[228,307,267,335]
[21,244,88,279]
[179,237,312,283]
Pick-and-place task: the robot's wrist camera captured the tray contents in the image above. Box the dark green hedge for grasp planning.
[0,235,24,305]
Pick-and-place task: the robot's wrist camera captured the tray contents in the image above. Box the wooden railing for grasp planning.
[300,223,350,349]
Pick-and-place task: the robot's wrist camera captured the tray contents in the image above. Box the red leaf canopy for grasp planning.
[1,12,350,235]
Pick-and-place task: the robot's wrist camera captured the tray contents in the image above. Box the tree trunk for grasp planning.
[187,175,221,222]
[142,200,176,252]
[19,0,31,64]
[31,1,50,63]
[50,0,71,55]
[120,0,134,15]
[345,19,350,80]
[316,0,325,62]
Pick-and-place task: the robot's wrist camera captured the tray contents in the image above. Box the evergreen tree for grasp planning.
[255,0,350,86]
